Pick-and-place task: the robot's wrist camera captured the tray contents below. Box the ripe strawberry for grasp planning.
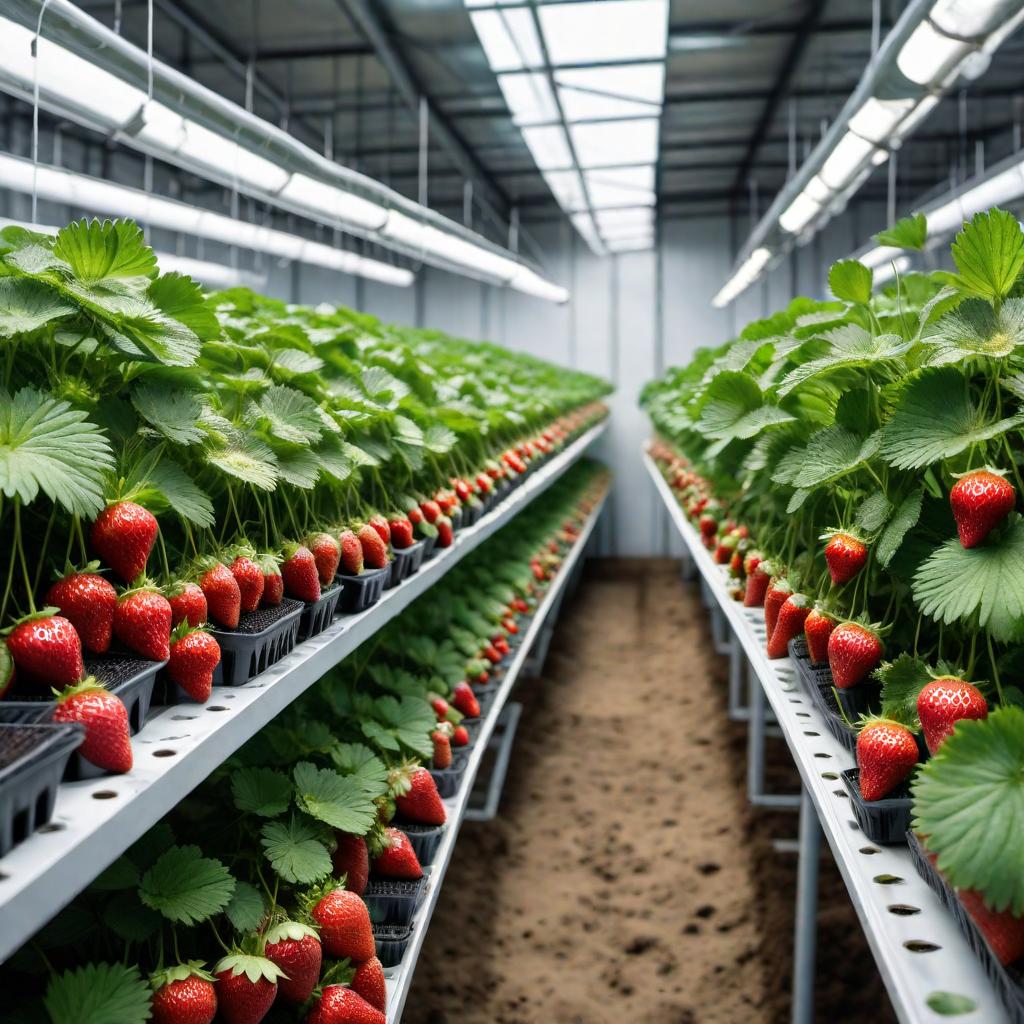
[824,532,868,585]
[7,613,83,686]
[310,985,385,1024]
[257,554,283,607]
[281,544,321,602]
[502,617,518,634]
[767,593,811,659]
[374,827,423,879]
[406,503,423,526]
[432,727,452,769]
[420,500,441,524]
[395,766,446,825]
[430,695,449,720]
[265,921,322,1004]
[338,529,364,576]
[350,957,386,1013]
[199,563,241,629]
[698,513,718,540]
[114,588,172,661]
[917,677,988,754]
[45,570,116,654]
[827,622,883,688]
[388,516,414,550]
[53,680,132,772]
[358,524,389,570]
[229,556,265,613]
[309,886,375,961]
[451,724,470,747]
[483,642,502,664]
[367,514,391,545]
[950,469,1015,548]
[150,964,218,1024]
[168,582,207,628]
[763,578,792,639]
[308,532,341,584]
[743,564,771,608]
[331,832,370,895]
[213,954,283,1024]
[90,500,158,582]
[958,888,1024,966]
[453,478,473,502]
[803,608,837,665]
[436,516,453,548]
[167,624,221,703]
[451,681,480,717]
[856,719,919,801]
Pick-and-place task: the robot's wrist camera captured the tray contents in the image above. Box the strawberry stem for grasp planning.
[986,630,1005,706]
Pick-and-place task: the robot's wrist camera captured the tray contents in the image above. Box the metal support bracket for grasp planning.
[792,787,821,1024]
[464,702,524,822]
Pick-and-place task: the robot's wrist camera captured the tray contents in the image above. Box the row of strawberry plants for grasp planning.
[642,209,1024,998]
[7,460,609,1024]
[0,217,607,783]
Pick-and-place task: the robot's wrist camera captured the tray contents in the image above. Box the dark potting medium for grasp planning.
[297,583,343,641]
[907,832,1024,1024]
[208,598,304,687]
[396,819,446,866]
[430,749,470,798]
[373,921,414,968]
[388,540,426,588]
[841,768,913,845]
[363,874,428,926]
[0,722,83,856]
[336,565,389,614]
[805,681,858,755]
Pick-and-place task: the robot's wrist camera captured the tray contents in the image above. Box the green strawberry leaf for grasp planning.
[205,431,279,491]
[0,277,75,334]
[828,259,872,304]
[694,372,794,442]
[44,963,152,1024]
[53,219,157,292]
[855,491,893,534]
[875,212,928,251]
[423,423,457,455]
[260,815,333,884]
[102,890,161,943]
[122,447,214,528]
[949,208,1024,304]
[275,446,321,489]
[330,742,390,798]
[877,653,930,729]
[147,272,220,340]
[139,845,235,925]
[231,767,292,817]
[250,385,324,445]
[292,762,378,835]
[912,706,1024,913]
[876,490,923,568]
[783,426,880,490]
[271,348,325,377]
[924,298,1024,363]
[224,881,267,933]
[130,384,204,445]
[776,325,910,396]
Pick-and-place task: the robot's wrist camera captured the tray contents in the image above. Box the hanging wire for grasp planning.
[31,0,54,225]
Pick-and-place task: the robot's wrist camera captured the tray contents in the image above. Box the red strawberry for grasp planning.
[483,643,502,664]
[432,727,452,769]
[90,500,158,582]
[358,524,389,570]
[958,888,1024,966]
[420,500,441,524]
[310,886,375,962]
[374,827,423,879]
[436,516,454,548]
[917,677,988,754]
[823,532,868,585]
[713,535,736,565]
[502,617,518,634]
[388,516,414,550]
[281,545,321,603]
[167,625,221,703]
[698,513,718,540]
[950,468,1015,548]
[229,556,265,613]
[213,954,282,1024]
[367,514,391,545]
[308,532,341,584]
[451,724,469,747]
[338,529,364,576]
[395,766,446,825]
[430,695,449,720]
[453,479,472,502]
[763,578,792,639]
[168,582,207,628]
[350,957,386,1013]
[45,570,116,654]
[331,832,370,895]
[199,563,241,629]
[257,554,283,607]
[150,964,218,1024]
[743,565,771,608]
[264,921,322,1004]
[310,985,385,1024]
[804,608,837,665]
[406,503,423,526]
[827,623,883,688]
[767,593,810,659]
[856,719,919,801]
[114,588,172,661]
[451,681,480,717]
[7,613,83,686]
[52,679,132,772]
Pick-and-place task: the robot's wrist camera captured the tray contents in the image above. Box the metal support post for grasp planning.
[748,661,800,810]
[791,787,821,1024]
[710,604,731,655]
[728,641,749,720]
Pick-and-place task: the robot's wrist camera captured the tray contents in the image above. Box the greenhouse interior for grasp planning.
[1,0,1024,1022]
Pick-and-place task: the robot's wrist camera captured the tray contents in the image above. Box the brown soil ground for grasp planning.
[404,558,898,1024]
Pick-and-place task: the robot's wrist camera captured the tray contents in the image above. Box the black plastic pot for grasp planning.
[805,681,858,755]
[459,502,483,529]
[908,833,1024,1024]
[208,599,303,687]
[429,749,470,798]
[0,722,83,855]
[297,583,343,641]
[835,681,881,722]
[363,874,427,926]
[397,820,446,866]
[373,922,413,968]
[336,566,389,614]
[389,540,425,587]
[840,768,912,845]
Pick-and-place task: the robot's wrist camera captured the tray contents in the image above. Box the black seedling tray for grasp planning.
[336,565,389,614]
[373,922,413,969]
[363,874,427,926]
[841,768,912,845]
[209,599,303,687]
[806,681,858,754]
[449,507,463,531]
[0,722,83,856]
[429,749,469,798]
[460,502,483,529]
[396,820,446,867]
[908,833,1024,1024]
[420,532,439,563]
[835,681,880,722]
[297,583,342,641]
[389,540,425,587]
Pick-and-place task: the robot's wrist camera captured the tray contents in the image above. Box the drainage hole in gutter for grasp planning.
[873,874,904,885]
[859,846,881,855]
[833,790,848,798]
[904,940,941,953]
[788,698,802,704]
[92,790,118,800]
[153,749,177,758]
[171,715,197,721]
[207,706,229,712]
[820,771,839,780]
[848,820,861,830]
[804,731,820,737]
[795,712,811,718]
[37,822,65,833]
[888,904,921,916]
[813,752,831,759]
[223,693,236,700]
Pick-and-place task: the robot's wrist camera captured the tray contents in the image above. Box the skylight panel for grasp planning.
[571,119,659,168]
[595,206,654,236]
[605,234,655,252]
[538,1,669,65]
[543,169,588,210]
[556,64,665,121]
[499,72,559,126]
[585,166,656,207]
[522,124,574,170]
[469,9,543,72]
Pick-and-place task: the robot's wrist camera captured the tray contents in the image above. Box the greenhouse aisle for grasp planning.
[406,559,897,1024]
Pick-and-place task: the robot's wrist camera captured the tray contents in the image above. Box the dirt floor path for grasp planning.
[404,559,896,1024]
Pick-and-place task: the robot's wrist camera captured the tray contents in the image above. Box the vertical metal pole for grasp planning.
[886,150,897,228]
[870,0,881,57]
[747,661,765,802]
[728,643,746,719]
[787,99,797,179]
[417,96,429,208]
[791,787,821,1024]
[463,180,473,228]
[509,206,520,254]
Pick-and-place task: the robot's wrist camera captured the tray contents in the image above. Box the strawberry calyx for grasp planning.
[117,579,164,602]
[857,713,916,736]
[213,952,285,984]
[264,920,320,946]
[150,960,217,990]
[170,618,209,643]
[52,675,107,703]
[950,464,1010,480]
[1,606,62,634]
[52,559,104,581]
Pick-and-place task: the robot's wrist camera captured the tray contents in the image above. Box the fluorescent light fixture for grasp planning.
[570,119,660,168]
[897,21,974,85]
[779,192,822,234]
[498,72,559,126]
[819,132,877,190]
[542,169,588,211]
[805,175,831,204]
[521,125,574,170]
[848,97,916,144]
[279,173,388,231]
[538,1,669,64]
[930,0,1015,38]
[556,64,665,121]
[509,266,569,304]
[712,247,772,308]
